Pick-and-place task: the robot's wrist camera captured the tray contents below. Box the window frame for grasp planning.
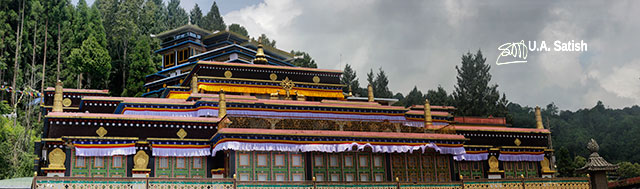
[176,157,186,169]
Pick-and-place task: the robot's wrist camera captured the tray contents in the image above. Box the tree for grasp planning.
[290,50,317,68]
[166,0,188,29]
[122,37,156,97]
[426,86,453,106]
[340,64,365,96]
[452,50,508,117]
[228,23,248,37]
[618,162,640,179]
[67,35,112,89]
[189,4,203,27]
[556,147,575,177]
[201,1,225,31]
[253,34,276,47]
[400,86,425,107]
[374,68,393,98]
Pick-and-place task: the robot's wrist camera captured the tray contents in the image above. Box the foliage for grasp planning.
[189,4,203,27]
[340,64,366,96]
[452,50,508,117]
[618,162,640,179]
[290,50,317,68]
[228,23,249,37]
[426,86,453,106]
[166,0,188,29]
[366,68,393,98]
[67,35,112,89]
[201,2,225,31]
[254,34,276,47]
[121,37,156,97]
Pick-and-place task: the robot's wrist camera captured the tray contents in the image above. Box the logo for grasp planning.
[496,40,588,65]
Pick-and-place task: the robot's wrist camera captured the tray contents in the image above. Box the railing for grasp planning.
[32,177,590,189]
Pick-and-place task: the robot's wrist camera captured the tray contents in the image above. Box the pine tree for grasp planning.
[452,50,508,117]
[374,68,392,98]
[401,86,425,107]
[340,64,363,96]
[201,2,225,31]
[122,37,156,97]
[166,0,188,29]
[290,50,317,68]
[228,23,248,37]
[426,85,453,106]
[190,4,203,27]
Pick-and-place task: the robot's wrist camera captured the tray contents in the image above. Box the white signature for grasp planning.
[496,40,528,65]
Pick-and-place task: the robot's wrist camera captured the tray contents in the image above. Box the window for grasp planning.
[360,174,369,181]
[373,155,383,167]
[314,155,324,167]
[159,157,169,168]
[239,174,250,181]
[292,174,303,181]
[315,173,325,181]
[375,174,384,182]
[75,156,85,168]
[329,155,339,167]
[345,174,354,182]
[177,48,190,64]
[292,154,302,167]
[274,154,285,167]
[239,154,250,166]
[94,157,104,168]
[331,174,340,181]
[257,154,268,167]
[193,157,202,169]
[176,157,185,169]
[164,53,175,68]
[257,174,268,181]
[112,156,122,168]
[344,156,353,167]
[275,174,285,181]
[359,156,368,167]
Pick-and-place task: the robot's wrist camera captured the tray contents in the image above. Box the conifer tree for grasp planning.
[201,2,226,31]
[452,50,508,117]
[228,23,248,37]
[166,0,188,29]
[290,51,317,68]
[190,4,203,27]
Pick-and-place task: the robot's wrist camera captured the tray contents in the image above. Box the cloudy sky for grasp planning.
[80,0,640,110]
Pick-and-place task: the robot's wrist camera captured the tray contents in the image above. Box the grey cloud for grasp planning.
[224,0,640,110]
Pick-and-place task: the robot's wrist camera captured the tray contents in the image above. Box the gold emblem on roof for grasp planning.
[177,128,187,139]
[514,138,521,146]
[280,77,294,100]
[62,98,72,107]
[96,127,107,137]
[47,148,66,169]
[224,70,233,78]
[133,150,149,170]
[312,76,320,83]
[269,73,277,81]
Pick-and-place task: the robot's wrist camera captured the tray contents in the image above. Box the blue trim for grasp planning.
[192,44,295,67]
[204,41,234,49]
[142,88,165,97]
[154,40,203,53]
[157,62,196,74]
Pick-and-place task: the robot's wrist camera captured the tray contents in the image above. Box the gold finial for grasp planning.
[96,127,107,137]
[253,39,268,64]
[395,177,399,182]
[367,84,374,102]
[424,99,432,128]
[177,128,187,139]
[535,106,544,129]
[348,85,353,97]
[191,74,198,94]
[233,173,237,179]
[53,80,63,112]
[312,176,316,181]
[280,77,294,100]
[218,90,227,118]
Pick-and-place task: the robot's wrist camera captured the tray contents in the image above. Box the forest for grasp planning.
[0,0,638,181]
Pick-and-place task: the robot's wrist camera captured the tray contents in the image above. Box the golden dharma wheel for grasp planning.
[62,98,72,107]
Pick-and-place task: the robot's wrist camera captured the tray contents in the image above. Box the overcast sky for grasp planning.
[78,0,640,110]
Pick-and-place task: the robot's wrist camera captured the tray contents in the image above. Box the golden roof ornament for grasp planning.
[133,150,149,170]
[191,74,198,94]
[96,127,107,137]
[367,84,374,102]
[280,77,294,100]
[253,38,268,64]
[47,148,66,169]
[53,80,63,112]
[535,106,544,129]
[218,90,227,118]
[177,128,187,139]
[424,99,432,128]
